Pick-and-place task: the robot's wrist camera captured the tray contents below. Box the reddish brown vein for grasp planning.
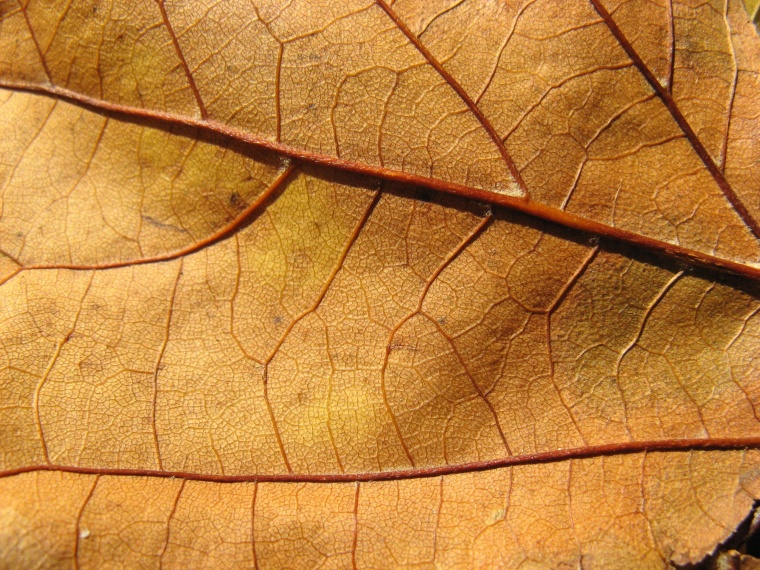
[158,479,185,570]
[614,270,684,379]
[255,189,382,474]
[251,481,259,570]
[544,246,601,446]
[588,0,760,241]
[352,482,360,570]
[16,0,52,82]
[249,1,283,142]
[320,313,346,474]
[261,364,292,474]
[261,190,382,366]
[1,81,760,282]
[151,260,183,471]
[379,211,498,467]
[73,475,99,570]
[614,269,684,439]
[5,162,297,272]
[4,438,760,483]
[723,0,740,175]
[373,0,529,196]
[154,0,208,120]
[432,476,444,561]
[34,272,95,464]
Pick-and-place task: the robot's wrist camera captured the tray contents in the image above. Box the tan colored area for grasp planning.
[1,165,760,565]
[3,176,759,477]
[0,0,760,568]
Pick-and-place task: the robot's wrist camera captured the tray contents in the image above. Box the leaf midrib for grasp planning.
[4,437,760,482]
[1,80,759,282]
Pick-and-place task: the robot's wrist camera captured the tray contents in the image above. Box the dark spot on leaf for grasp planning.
[142,215,188,234]
[229,192,247,210]
[388,343,416,352]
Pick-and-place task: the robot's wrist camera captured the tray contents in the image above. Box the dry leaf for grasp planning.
[1,0,760,568]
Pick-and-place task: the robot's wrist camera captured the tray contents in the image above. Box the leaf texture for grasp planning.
[1,0,760,568]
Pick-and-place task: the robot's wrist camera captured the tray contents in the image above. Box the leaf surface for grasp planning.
[2,0,760,568]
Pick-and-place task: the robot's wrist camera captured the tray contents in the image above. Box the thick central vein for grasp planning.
[0,81,759,283]
[3,437,760,483]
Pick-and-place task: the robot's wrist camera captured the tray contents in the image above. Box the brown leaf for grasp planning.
[1,0,760,567]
